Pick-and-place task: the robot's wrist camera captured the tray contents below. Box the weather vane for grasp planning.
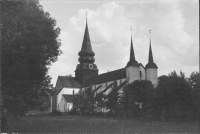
[86,12,87,19]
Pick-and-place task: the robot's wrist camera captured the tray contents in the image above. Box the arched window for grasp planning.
[140,71,142,79]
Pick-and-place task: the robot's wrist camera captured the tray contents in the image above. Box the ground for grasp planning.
[3,114,199,133]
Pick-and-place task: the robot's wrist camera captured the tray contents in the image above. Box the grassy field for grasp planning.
[3,114,199,133]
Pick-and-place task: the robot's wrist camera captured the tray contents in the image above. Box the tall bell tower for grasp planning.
[75,14,98,85]
[126,34,140,84]
[145,31,158,85]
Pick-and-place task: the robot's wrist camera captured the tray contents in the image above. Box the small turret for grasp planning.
[126,32,140,84]
[126,36,139,67]
[145,40,158,69]
[145,30,158,86]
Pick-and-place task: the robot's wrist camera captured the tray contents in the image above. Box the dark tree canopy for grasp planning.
[1,0,61,115]
[188,72,200,120]
[120,80,154,117]
[154,71,194,121]
[70,71,199,122]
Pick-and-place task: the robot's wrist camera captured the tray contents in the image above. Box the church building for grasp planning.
[51,18,158,112]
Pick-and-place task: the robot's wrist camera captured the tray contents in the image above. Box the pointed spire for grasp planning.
[126,28,139,67]
[78,12,95,57]
[129,36,136,62]
[148,39,154,63]
[145,30,158,69]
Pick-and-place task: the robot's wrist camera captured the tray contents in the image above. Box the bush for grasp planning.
[1,116,8,131]
[68,108,77,115]
[49,110,62,116]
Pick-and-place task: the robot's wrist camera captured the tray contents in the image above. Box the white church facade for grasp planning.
[51,19,158,112]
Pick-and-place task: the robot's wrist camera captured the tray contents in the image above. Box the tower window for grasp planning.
[140,71,142,79]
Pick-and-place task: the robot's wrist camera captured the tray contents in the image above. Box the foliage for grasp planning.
[72,70,198,122]
[104,81,120,116]
[121,80,154,117]
[94,91,105,112]
[49,110,62,116]
[155,71,194,121]
[73,87,95,115]
[188,72,200,120]
[1,0,61,116]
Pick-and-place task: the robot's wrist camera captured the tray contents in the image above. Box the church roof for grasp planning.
[145,41,158,69]
[62,95,75,102]
[54,76,81,95]
[84,68,126,86]
[126,36,139,67]
[50,90,57,96]
[78,20,95,57]
[58,76,82,88]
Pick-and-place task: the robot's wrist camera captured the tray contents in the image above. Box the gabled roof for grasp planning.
[84,68,126,86]
[50,90,57,96]
[139,63,145,68]
[55,76,82,95]
[58,76,82,88]
[62,95,75,102]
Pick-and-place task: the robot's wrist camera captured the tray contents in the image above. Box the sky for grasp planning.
[39,0,199,86]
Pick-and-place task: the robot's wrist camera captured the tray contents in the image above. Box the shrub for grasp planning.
[49,110,62,116]
[68,108,77,115]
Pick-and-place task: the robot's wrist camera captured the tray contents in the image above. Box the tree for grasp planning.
[188,72,200,121]
[122,80,154,117]
[94,91,105,113]
[155,71,192,122]
[104,81,120,116]
[1,0,61,116]
[75,87,95,115]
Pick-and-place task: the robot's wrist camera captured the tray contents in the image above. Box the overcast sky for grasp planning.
[40,0,199,86]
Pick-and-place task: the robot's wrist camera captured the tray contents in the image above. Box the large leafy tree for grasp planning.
[188,72,200,120]
[121,80,154,117]
[155,71,192,121]
[1,0,61,116]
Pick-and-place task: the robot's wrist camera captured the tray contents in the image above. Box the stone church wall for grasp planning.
[126,66,140,84]
[146,68,158,85]
[57,87,79,108]
[139,65,146,80]
[52,78,63,112]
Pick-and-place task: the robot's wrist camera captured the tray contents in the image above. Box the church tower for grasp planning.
[126,35,140,84]
[75,17,98,85]
[145,38,158,85]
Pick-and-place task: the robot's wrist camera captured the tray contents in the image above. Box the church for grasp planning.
[51,18,158,112]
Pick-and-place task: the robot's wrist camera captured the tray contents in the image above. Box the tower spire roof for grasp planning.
[148,40,154,63]
[145,30,158,69]
[78,13,95,57]
[126,33,139,67]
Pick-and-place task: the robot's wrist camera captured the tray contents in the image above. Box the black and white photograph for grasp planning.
[1,0,199,133]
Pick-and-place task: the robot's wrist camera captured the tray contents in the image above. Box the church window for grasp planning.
[140,71,142,79]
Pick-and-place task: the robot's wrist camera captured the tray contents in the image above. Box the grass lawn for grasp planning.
[3,114,200,133]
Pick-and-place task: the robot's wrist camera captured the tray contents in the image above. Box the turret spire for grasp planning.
[78,12,95,61]
[148,39,154,63]
[126,28,139,67]
[145,30,158,69]
[75,12,98,84]
[148,30,154,63]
